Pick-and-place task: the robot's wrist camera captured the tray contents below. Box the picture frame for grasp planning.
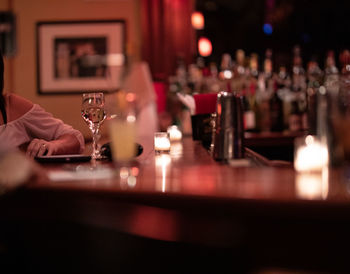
[36,20,126,94]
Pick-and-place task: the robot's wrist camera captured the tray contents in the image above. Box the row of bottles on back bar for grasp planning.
[168,46,350,133]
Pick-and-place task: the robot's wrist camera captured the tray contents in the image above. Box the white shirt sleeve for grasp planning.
[21,104,85,153]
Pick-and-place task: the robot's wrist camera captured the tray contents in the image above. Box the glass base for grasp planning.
[155,149,171,154]
[92,154,109,161]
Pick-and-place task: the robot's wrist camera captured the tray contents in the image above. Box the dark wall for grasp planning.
[196,0,350,70]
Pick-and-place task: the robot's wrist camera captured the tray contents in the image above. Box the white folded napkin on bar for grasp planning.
[48,166,115,181]
[176,93,196,115]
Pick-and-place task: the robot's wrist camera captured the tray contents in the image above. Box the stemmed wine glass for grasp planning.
[81,92,107,160]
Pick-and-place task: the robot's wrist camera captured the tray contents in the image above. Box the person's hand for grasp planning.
[26,138,58,158]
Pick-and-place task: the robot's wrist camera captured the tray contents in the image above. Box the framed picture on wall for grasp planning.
[36,20,126,94]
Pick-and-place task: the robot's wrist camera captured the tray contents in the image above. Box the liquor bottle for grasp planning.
[275,65,291,130]
[234,49,246,77]
[324,50,339,77]
[263,54,274,93]
[249,53,259,79]
[306,59,323,135]
[269,86,284,132]
[231,49,246,93]
[263,48,273,79]
[339,49,350,81]
[276,66,291,90]
[220,53,232,72]
[206,62,221,93]
[242,53,260,132]
[291,45,306,92]
[291,46,307,131]
[307,59,323,86]
[256,49,274,132]
[218,53,233,91]
[288,100,302,132]
[270,54,287,131]
[247,53,259,93]
[242,93,258,132]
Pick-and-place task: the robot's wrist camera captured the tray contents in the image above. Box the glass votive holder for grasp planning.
[294,135,330,200]
[167,125,182,142]
[294,135,329,173]
[295,170,329,200]
[154,132,171,154]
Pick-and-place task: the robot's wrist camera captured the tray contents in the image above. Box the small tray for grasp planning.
[34,154,91,163]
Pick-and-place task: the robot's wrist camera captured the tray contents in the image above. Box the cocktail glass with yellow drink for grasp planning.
[108,91,137,165]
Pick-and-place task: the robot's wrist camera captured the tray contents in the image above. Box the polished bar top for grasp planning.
[3,137,350,273]
[28,136,350,206]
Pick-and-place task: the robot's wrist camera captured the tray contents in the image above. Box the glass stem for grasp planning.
[92,126,101,159]
[92,133,98,158]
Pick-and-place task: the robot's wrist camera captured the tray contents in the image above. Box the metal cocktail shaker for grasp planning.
[213,91,244,162]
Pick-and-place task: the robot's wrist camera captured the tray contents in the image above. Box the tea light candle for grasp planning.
[154,132,171,153]
[295,171,329,200]
[167,125,182,141]
[294,135,329,172]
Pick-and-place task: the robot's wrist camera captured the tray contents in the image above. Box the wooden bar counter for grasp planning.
[1,137,350,273]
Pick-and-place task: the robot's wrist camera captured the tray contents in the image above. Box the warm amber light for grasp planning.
[294,135,329,172]
[167,125,182,142]
[154,132,171,153]
[191,11,204,29]
[198,37,212,57]
[295,168,329,200]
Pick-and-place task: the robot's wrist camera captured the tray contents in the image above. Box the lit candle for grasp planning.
[294,135,329,172]
[154,132,171,153]
[295,171,329,200]
[167,125,182,142]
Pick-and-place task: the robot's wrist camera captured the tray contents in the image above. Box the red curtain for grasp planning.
[141,0,196,81]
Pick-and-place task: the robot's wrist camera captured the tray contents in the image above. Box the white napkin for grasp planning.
[48,167,115,181]
[176,93,196,115]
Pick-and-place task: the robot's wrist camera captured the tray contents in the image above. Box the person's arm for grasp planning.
[9,94,85,157]
[26,134,82,158]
